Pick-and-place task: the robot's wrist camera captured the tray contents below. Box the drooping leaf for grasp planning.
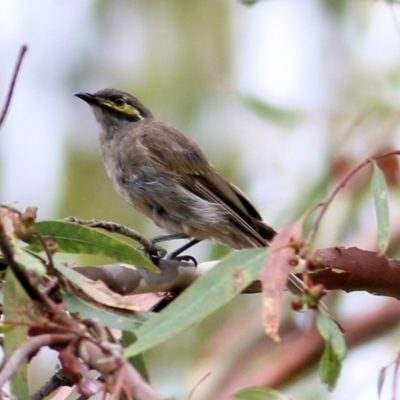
[28,220,158,271]
[124,248,270,357]
[317,311,346,390]
[371,163,390,255]
[319,342,341,391]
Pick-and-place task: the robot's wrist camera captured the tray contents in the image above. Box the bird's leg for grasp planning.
[139,233,190,264]
[148,233,189,244]
[167,238,201,265]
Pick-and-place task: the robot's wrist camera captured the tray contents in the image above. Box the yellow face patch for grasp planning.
[100,99,142,118]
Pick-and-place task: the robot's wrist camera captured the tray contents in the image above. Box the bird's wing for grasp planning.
[140,123,268,243]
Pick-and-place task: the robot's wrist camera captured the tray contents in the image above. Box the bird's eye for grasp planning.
[113,97,126,106]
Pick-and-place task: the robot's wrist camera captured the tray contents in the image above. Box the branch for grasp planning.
[0,334,74,389]
[0,45,27,126]
[74,247,400,299]
[308,150,400,242]
[65,216,163,257]
[312,247,400,299]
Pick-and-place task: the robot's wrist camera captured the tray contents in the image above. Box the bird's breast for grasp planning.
[99,136,163,217]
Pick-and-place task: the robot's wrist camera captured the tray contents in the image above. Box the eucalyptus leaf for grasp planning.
[317,311,346,390]
[28,220,158,271]
[124,248,269,357]
[371,163,390,255]
[319,343,341,391]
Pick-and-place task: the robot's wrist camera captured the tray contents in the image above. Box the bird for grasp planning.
[75,88,277,258]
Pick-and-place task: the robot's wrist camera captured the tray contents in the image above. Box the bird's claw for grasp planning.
[167,253,197,267]
[138,244,167,262]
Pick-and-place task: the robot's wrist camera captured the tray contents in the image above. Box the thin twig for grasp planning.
[0,45,28,127]
[188,372,212,400]
[0,334,74,389]
[308,150,400,243]
[65,216,161,255]
[32,228,57,276]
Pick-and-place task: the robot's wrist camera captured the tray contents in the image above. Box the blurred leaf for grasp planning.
[377,365,386,400]
[124,248,270,357]
[234,386,292,400]
[242,95,303,129]
[371,163,390,255]
[63,291,149,331]
[55,262,142,312]
[121,331,150,382]
[317,311,346,390]
[28,220,158,272]
[320,0,348,19]
[3,269,30,399]
[240,0,265,5]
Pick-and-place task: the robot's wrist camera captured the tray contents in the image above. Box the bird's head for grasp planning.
[75,88,153,131]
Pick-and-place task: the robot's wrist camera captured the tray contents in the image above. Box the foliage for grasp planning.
[2,2,400,399]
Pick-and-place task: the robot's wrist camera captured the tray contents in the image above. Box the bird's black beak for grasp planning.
[74,92,99,106]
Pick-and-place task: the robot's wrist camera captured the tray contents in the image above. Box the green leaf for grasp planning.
[317,312,346,360]
[371,163,390,255]
[319,343,341,391]
[3,269,30,399]
[124,248,269,357]
[234,386,292,400]
[28,220,158,271]
[121,331,150,381]
[317,312,346,390]
[63,291,150,331]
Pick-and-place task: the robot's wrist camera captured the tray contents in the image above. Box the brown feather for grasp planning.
[139,122,274,244]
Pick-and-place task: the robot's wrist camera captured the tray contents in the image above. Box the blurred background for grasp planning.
[2,0,400,399]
